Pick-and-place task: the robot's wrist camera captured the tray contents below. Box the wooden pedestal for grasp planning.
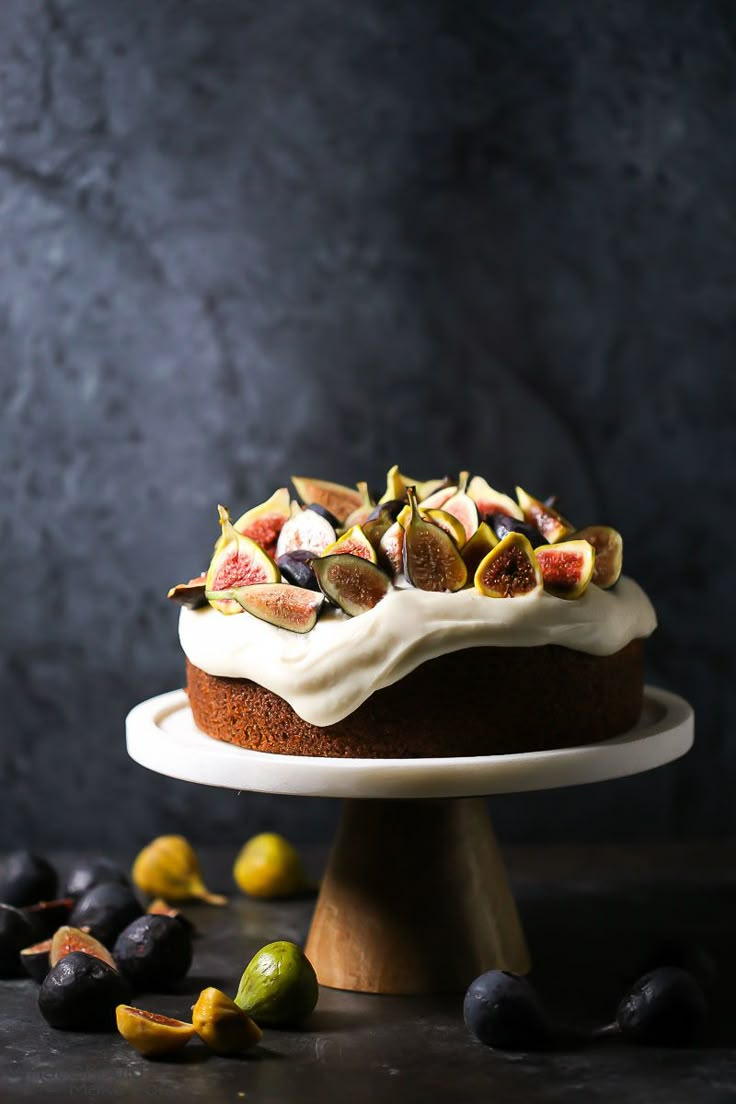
[305,797,530,995]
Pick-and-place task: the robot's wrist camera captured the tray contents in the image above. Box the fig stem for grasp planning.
[406,485,419,520]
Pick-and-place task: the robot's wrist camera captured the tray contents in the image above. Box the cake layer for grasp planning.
[180,577,656,727]
[186,640,644,758]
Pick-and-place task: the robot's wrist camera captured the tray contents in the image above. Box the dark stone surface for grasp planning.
[1,845,736,1103]
[1,2,734,846]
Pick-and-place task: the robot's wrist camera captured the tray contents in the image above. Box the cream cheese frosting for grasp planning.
[179,577,656,727]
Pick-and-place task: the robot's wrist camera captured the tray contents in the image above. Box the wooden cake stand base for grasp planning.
[305,797,528,993]
[126,686,693,994]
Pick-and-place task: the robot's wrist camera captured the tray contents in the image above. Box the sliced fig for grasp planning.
[572,525,623,589]
[434,473,478,542]
[403,487,467,592]
[276,504,337,558]
[205,506,280,614]
[475,532,542,598]
[396,504,465,545]
[416,477,451,502]
[49,925,118,972]
[461,521,498,577]
[233,487,291,558]
[167,575,208,609]
[468,475,524,521]
[379,464,409,505]
[516,487,574,544]
[535,540,595,599]
[276,550,319,590]
[313,554,391,616]
[291,477,363,523]
[21,938,52,983]
[378,520,404,576]
[322,525,377,563]
[219,583,324,633]
[418,483,457,511]
[342,482,375,529]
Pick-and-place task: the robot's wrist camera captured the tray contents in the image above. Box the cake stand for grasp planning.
[126,686,693,995]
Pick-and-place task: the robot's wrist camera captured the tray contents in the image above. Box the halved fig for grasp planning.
[21,938,52,983]
[461,521,498,577]
[379,464,409,505]
[322,525,377,563]
[572,525,623,589]
[363,506,394,550]
[215,583,324,633]
[468,475,524,521]
[313,554,391,616]
[116,1005,195,1058]
[403,487,467,592]
[418,483,457,511]
[378,520,404,575]
[416,477,451,502]
[167,575,208,609]
[50,925,118,971]
[206,506,280,614]
[291,477,363,523]
[474,532,542,598]
[516,487,574,544]
[396,503,465,545]
[233,487,291,558]
[343,482,375,529]
[276,504,337,558]
[440,472,479,542]
[535,540,595,599]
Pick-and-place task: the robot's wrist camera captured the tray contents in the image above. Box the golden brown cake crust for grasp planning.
[185,641,644,758]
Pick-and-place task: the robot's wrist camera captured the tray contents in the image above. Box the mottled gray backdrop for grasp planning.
[1,1,734,850]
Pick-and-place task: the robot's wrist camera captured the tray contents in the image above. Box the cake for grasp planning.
[169,468,656,758]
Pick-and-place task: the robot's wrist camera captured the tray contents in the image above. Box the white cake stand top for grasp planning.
[125,686,693,800]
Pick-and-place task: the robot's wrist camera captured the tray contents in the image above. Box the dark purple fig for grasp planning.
[616,967,708,1046]
[475,533,542,598]
[68,882,142,947]
[276,550,319,590]
[23,897,74,941]
[367,499,404,523]
[488,513,545,548]
[0,904,34,977]
[113,914,193,991]
[39,951,131,1031]
[65,858,129,900]
[0,851,58,908]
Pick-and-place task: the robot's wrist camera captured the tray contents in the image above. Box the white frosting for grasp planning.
[179,577,656,727]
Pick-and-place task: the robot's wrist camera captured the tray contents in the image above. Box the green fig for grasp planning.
[313,554,391,616]
[235,941,318,1028]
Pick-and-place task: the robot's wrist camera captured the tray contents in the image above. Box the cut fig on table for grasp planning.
[218,583,325,633]
[233,487,291,558]
[167,575,208,609]
[461,521,498,577]
[276,503,337,558]
[403,487,467,592]
[474,532,542,598]
[467,475,524,521]
[438,472,479,542]
[313,554,391,616]
[572,525,623,589]
[516,487,574,544]
[205,506,280,614]
[322,524,378,562]
[291,477,363,523]
[535,540,595,599]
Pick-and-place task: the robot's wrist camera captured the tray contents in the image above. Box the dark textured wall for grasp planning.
[1,1,734,849]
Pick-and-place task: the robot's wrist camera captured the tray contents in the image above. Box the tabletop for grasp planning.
[2,844,735,1104]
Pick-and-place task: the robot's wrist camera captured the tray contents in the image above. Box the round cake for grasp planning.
[169,469,657,758]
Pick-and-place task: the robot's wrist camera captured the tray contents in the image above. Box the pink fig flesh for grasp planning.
[229,583,324,632]
[535,540,595,599]
[233,488,291,558]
